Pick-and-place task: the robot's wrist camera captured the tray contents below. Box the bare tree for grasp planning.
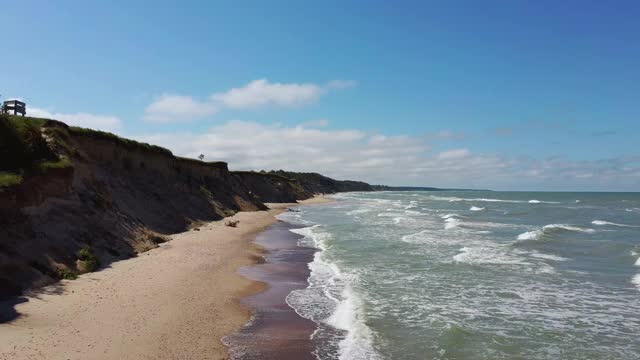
[198,154,205,161]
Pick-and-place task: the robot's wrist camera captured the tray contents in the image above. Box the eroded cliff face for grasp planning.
[232,171,312,203]
[0,119,284,297]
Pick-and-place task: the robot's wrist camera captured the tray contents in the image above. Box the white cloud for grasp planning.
[133,120,640,191]
[144,78,356,122]
[29,107,122,132]
[212,79,324,109]
[437,148,470,160]
[144,94,217,123]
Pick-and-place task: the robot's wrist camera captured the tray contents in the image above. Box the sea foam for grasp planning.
[470,206,485,211]
[592,220,638,228]
[327,283,381,360]
[428,195,560,204]
[444,217,461,230]
[287,224,380,360]
[517,224,595,241]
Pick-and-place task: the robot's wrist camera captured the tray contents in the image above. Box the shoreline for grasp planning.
[224,195,335,359]
[0,195,332,360]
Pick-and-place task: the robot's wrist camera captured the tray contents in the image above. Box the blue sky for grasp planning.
[2,1,639,190]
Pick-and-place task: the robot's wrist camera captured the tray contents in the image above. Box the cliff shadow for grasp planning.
[0,296,28,323]
[0,281,66,324]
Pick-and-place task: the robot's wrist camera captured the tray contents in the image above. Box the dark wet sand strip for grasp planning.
[225,220,317,360]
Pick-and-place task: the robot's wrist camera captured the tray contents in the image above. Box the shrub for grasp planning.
[78,247,100,272]
[0,172,23,187]
[58,268,77,280]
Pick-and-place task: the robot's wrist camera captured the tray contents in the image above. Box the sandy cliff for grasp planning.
[0,117,309,297]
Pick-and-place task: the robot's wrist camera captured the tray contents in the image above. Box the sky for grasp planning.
[1,0,639,191]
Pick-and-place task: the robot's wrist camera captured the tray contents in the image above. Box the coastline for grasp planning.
[0,195,332,360]
[224,195,336,359]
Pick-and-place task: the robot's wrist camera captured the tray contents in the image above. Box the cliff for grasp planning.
[232,171,312,203]
[267,170,375,194]
[0,115,380,297]
[0,115,275,297]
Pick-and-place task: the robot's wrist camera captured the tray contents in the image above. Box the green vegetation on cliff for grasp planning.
[266,170,375,194]
[0,115,72,187]
[69,126,173,156]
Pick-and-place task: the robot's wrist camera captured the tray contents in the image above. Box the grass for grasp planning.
[176,156,227,167]
[69,126,174,156]
[78,247,100,272]
[0,115,56,172]
[233,170,307,194]
[36,156,73,172]
[0,171,23,187]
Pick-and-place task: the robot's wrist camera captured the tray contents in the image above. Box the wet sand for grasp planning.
[224,220,318,359]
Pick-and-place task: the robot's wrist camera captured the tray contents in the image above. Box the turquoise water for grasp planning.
[278,191,640,360]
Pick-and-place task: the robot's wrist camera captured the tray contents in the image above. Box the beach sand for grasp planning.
[0,195,333,360]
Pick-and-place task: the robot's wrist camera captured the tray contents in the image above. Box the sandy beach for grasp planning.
[0,196,332,360]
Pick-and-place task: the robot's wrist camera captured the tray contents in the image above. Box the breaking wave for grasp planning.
[285,225,380,360]
[592,220,638,228]
[517,224,596,241]
[428,195,560,204]
[632,274,640,290]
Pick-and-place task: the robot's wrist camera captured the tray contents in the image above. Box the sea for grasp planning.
[276,191,640,360]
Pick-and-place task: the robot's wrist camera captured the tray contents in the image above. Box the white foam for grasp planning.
[517,230,543,241]
[428,195,560,204]
[290,225,328,250]
[404,210,423,215]
[632,274,640,290]
[517,224,596,241]
[377,212,405,218]
[401,230,428,243]
[528,251,570,262]
[592,220,638,228]
[470,206,485,211]
[441,213,459,219]
[635,257,640,266]
[327,283,381,360]
[429,195,523,203]
[444,217,461,230]
[276,211,314,226]
[452,246,529,265]
[346,208,372,215]
[287,223,381,360]
[528,199,561,204]
[544,224,596,233]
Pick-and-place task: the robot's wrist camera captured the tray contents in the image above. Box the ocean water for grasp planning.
[277,191,640,360]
